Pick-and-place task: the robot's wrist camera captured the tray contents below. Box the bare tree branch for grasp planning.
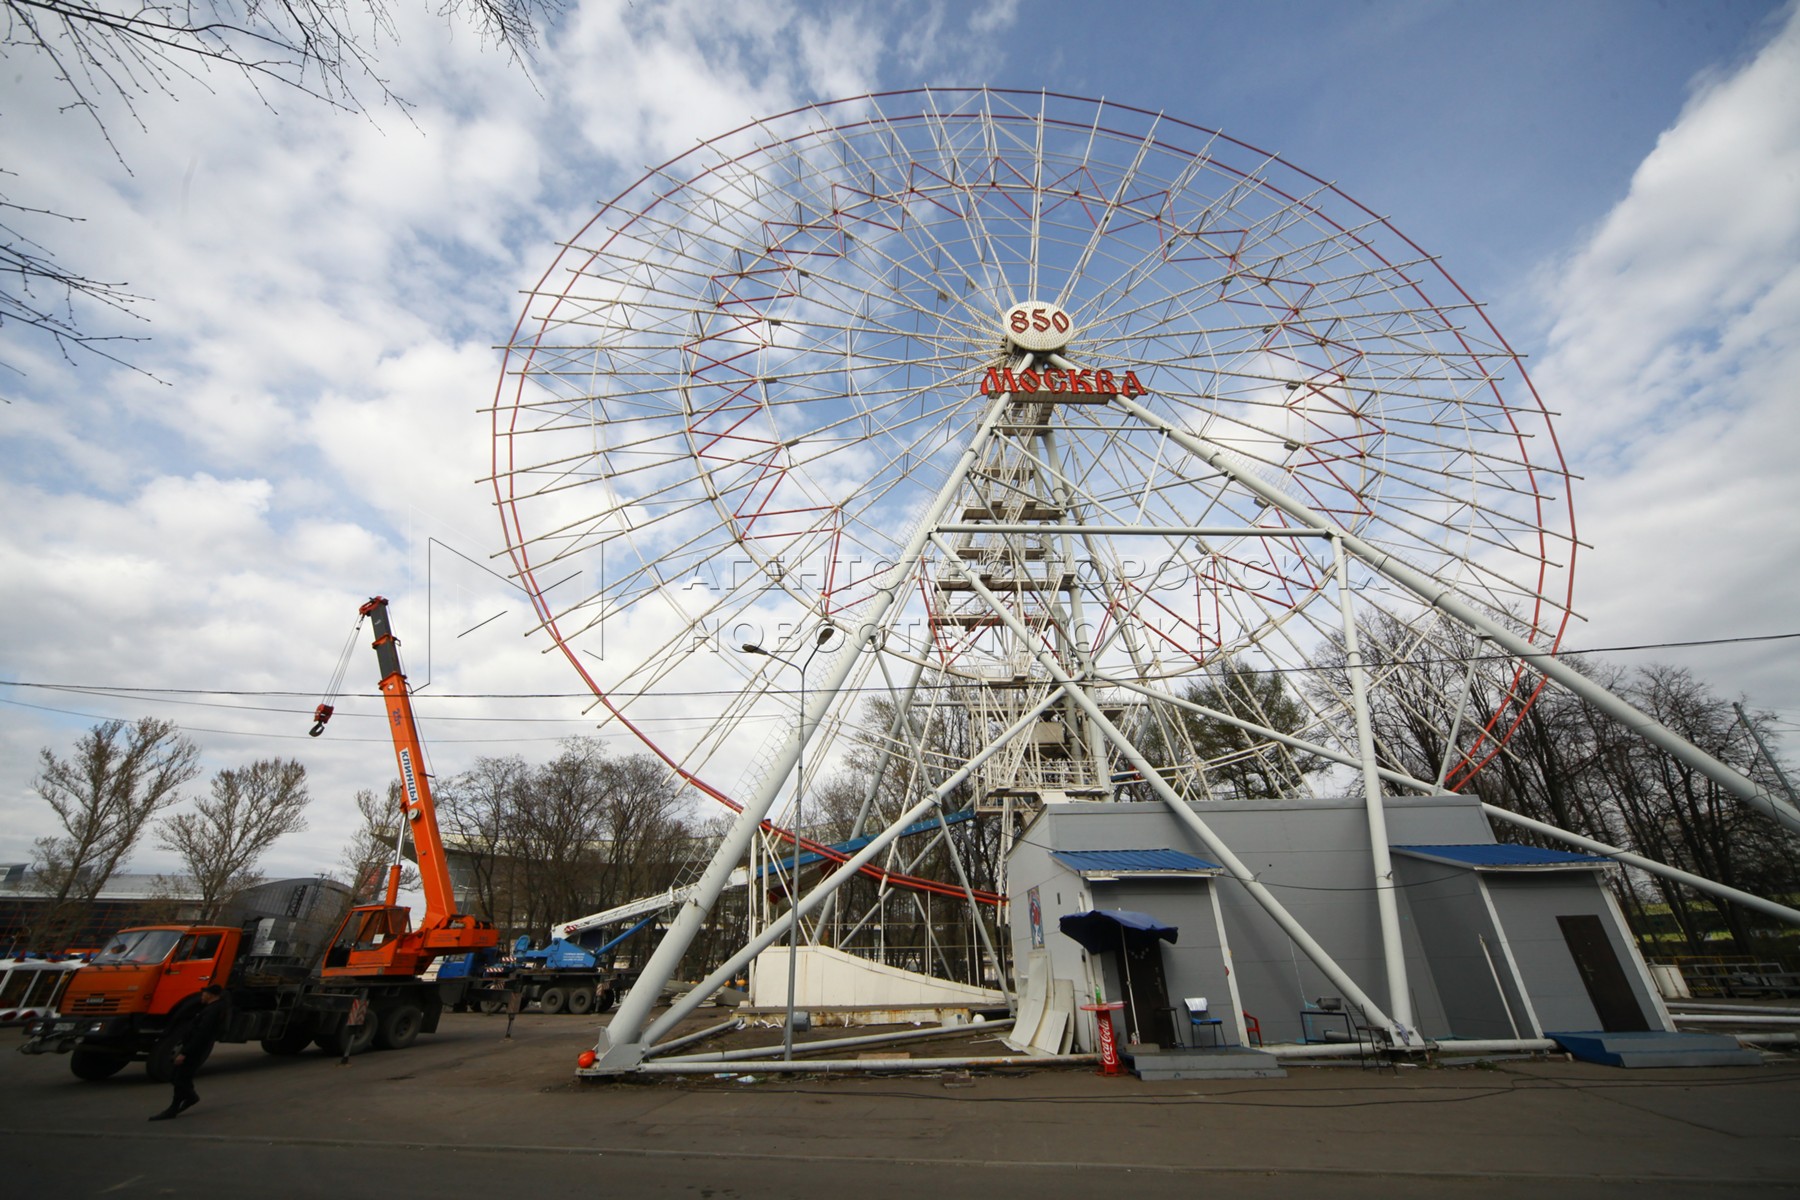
[27,716,200,947]
[156,756,311,919]
[1,0,558,371]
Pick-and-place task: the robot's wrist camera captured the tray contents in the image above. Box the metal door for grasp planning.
[1557,914,1649,1032]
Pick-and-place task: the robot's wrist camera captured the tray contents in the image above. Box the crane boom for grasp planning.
[361,596,459,926]
[315,596,496,979]
[557,869,750,940]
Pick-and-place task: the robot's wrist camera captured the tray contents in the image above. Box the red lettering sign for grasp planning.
[980,368,1147,398]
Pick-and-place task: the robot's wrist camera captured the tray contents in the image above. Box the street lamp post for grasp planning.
[740,624,837,1061]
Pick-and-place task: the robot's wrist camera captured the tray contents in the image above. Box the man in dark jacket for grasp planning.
[150,984,229,1121]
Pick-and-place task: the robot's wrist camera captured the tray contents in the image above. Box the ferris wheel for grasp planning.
[492,88,1590,1066]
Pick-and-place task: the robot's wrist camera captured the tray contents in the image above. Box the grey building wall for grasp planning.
[1394,858,1523,1040]
[1485,874,1669,1033]
[1015,796,1495,1043]
[1092,878,1234,1045]
[1006,794,1673,1045]
[1006,830,1236,1049]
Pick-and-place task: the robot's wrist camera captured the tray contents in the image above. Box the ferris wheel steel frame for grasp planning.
[485,88,1800,1075]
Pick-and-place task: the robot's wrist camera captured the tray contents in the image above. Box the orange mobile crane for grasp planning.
[25,597,499,1080]
[315,596,497,979]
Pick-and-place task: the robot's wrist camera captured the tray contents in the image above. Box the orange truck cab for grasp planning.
[62,925,238,1022]
[24,925,245,1081]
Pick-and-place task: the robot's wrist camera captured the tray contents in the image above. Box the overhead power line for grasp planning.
[1,628,1796,705]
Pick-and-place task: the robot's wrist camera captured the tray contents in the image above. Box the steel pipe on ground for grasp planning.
[662,1018,1016,1063]
[1263,1038,1558,1059]
[635,1054,1094,1075]
[1668,1002,1800,1017]
[644,1017,745,1059]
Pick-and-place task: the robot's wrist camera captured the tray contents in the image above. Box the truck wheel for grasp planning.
[595,989,616,1013]
[375,1004,423,1051]
[539,986,567,1015]
[261,1018,317,1056]
[478,996,507,1015]
[69,1048,130,1081]
[317,1018,376,1056]
[565,986,594,1016]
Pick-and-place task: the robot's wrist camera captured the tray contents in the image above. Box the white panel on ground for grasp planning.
[750,944,1006,1009]
[1004,952,1051,1054]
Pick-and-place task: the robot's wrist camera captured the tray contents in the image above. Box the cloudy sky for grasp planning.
[3,0,1797,891]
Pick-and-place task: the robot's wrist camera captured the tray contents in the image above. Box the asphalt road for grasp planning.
[5,1011,1799,1198]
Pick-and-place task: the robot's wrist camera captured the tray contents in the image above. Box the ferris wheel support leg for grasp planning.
[923,800,1014,1006]
[1099,388,1800,838]
[928,534,1401,1038]
[587,389,1020,1072]
[1334,537,1415,1037]
[631,697,1065,1052]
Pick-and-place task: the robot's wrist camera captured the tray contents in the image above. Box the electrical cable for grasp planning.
[1,627,1795,704]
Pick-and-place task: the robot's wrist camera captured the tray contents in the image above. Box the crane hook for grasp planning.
[309,703,335,738]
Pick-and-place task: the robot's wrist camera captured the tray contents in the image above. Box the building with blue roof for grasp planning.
[1007,792,1670,1055]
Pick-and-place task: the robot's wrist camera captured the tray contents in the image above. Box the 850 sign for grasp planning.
[1003,302,1074,352]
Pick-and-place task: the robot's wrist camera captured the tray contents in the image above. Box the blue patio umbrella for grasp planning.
[1059,910,1178,1043]
[1058,909,1178,952]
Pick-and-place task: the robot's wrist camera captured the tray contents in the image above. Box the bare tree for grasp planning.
[337,783,417,903]
[3,0,558,367]
[437,753,528,930]
[28,717,200,947]
[1315,608,1800,957]
[1134,657,1331,801]
[510,738,609,936]
[594,752,689,911]
[156,757,310,919]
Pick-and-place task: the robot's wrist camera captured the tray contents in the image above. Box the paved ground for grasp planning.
[5,1011,1799,1198]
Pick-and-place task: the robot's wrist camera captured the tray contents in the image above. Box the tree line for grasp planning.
[17,718,712,957]
[1128,609,1799,960]
[430,739,702,953]
[1301,610,1800,958]
[882,615,1799,965]
[23,630,1793,969]
[22,717,309,948]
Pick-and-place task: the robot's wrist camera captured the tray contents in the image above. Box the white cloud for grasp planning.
[0,0,1025,888]
[1532,6,1800,718]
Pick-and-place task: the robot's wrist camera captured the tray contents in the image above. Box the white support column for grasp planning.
[1334,536,1414,1036]
[590,384,1019,1070]
[1475,875,1543,1038]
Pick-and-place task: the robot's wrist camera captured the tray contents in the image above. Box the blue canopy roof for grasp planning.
[1051,848,1219,875]
[1058,909,1178,951]
[1393,843,1609,869]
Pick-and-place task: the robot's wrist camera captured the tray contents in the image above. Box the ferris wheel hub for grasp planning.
[1003,301,1075,353]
